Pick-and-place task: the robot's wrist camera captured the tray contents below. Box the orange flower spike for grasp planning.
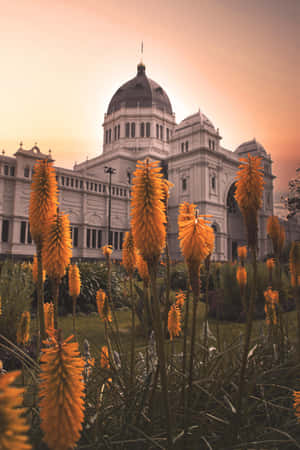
[32,254,46,284]
[43,302,54,331]
[289,242,300,286]
[168,304,181,340]
[178,202,196,230]
[100,345,110,369]
[29,159,58,245]
[131,159,166,267]
[236,266,247,288]
[237,246,247,263]
[0,370,32,450]
[178,215,215,267]
[42,210,72,282]
[102,245,113,258]
[122,231,137,275]
[175,290,186,308]
[266,258,275,271]
[16,312,30,346]
[96,289,112,322]
[39,330,85,450]
[234,154,264,248]
[68,264,81,299]
[294,390,300,423]
[136,252,150,285]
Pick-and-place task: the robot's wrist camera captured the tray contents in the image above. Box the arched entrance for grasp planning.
[226,183,246,260]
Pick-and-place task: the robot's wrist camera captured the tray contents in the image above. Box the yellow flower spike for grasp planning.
[29,159,58,245]
[16,312,30,346]
[96,289,112,322]
[39,330,85,450]
[234,154,264,249]
[168,304,181,340]
[42,209,72,282]
[236,266,247,288]
[100,345,110,369]
[136,252,150,286]
[68,264,81,299]
[131,159,166,268]
[0,370,31,450]
[122,231,137,276]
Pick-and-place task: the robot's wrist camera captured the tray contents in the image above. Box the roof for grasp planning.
[176,110,215,131]
[107,63,173,115]
[235,139,267,156]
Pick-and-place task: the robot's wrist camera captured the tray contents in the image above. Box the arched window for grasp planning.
[166,128,169,142]
[24,167,30,178]
[182,178,187,191]
[118,124,120,139]
[140,122,145,137]
[125,123,130,138]
[131,123,135,138]
[160,125,163,140]
[156,124,159,138]
[181,143,185,153]
[185,141,189,152]
[146,122,150,137]
[109,129,111,143]
[227,183,238,214]
[114,126,117,140]
[211,175,216,190]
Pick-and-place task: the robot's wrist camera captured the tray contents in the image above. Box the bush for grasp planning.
[0,261,34,343]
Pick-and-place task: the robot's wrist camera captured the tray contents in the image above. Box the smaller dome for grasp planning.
[177,110,215,131]
[235,139,267,156]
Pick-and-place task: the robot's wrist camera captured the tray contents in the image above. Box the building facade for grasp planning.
[0,63,276,260]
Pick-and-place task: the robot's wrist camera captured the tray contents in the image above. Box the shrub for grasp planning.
[0,261,34,343]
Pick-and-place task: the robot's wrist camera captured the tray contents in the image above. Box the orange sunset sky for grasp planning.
[0,0,299,191]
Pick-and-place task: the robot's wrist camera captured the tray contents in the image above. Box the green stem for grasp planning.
[130,275,135,387]
[149,266,173,449]
[72,296,77,336]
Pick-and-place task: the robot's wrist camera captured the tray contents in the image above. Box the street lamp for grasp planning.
[104,166,116,246]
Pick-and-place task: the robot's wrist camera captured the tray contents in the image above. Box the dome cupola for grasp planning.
[107,63,173,115]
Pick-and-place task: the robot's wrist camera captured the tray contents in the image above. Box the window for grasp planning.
[114,232,119,250]
[124,189,127,196]
[109,231,113,246]
[114,126,117,140]
[103,185,106,193]
[182,178,187,191]
[140,122,145,137]
[185,141,189,152]
[80,180,83,189]
[109,129,111,143]
[10,166,15,176]
[20,221,26,243]
[112,187,115,195]
[90,183,93,191]
[211,175,216,190]
[156,124,159,138]
[86,229,91,248]
[116,188,119,195]
[24,167,30,178]
[2,220,9,242]
[160,125,163,140]
[120,232,124,249]
[75,179,78,188]
[71,178,74,187]
[181,143,185,153]
[105,130,108,144]
[27,224,32,244]
[72,227,78,247]
[92,229,96,248]
[120,188,123,196]
[61,176,65,185]
[146,122,150,137]
[118,124,120,139]
[212,141,215,150]
[4,165,9,176]
[94,184,97,192]
[99,184,102,192]
[125,123,130,138]
[131,122,135,138]
[97,230,102,248]
[66,177,69,186]
[167,128,169,142]
[86,181,89,190]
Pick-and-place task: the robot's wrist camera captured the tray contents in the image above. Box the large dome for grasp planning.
[107,63,173,115]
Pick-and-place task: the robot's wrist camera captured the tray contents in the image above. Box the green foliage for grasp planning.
[44,262,124,315]
[0,261,34,342]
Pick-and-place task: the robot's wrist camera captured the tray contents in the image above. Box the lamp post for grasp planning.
[104,166,116,246]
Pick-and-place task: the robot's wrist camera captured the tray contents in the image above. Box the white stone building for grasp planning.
[0,63,275,261]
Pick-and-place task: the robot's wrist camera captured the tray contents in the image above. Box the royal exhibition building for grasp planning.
[0,62,298,261]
